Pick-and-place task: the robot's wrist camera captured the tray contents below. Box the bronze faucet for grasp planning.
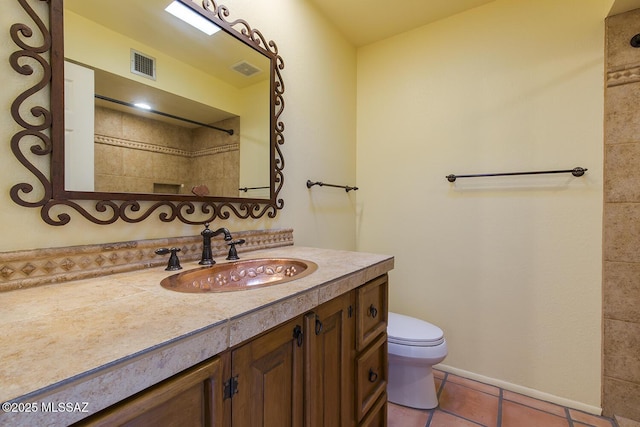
[199,223,232,265]
[226,239,246,260]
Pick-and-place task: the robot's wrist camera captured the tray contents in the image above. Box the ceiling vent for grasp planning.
[131,49,156,80]
[232,61,262,77]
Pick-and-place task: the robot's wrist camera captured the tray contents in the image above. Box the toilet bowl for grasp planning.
[387,312,448,409]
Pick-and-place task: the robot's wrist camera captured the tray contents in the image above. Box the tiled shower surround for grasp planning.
[94,106,240,196]
[603,8,640,423]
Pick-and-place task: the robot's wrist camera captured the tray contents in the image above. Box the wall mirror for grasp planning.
[10,0,285,225]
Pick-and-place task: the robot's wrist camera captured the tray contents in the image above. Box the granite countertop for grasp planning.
[0,245,393,427]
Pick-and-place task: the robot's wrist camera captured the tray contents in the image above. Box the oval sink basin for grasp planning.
[160,258,318,293]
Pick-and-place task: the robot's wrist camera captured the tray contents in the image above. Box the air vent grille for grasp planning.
[232,61,261,77]
[131,49,156,80]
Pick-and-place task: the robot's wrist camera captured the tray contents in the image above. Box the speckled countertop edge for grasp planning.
[0,245,393,427]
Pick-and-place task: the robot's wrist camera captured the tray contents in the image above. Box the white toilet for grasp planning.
[387,312,448,409]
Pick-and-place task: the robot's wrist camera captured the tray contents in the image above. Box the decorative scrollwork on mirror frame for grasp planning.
[9,0,285,226]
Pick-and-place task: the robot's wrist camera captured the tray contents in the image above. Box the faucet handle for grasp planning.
[226,239,246,260]
[155,247,182,271]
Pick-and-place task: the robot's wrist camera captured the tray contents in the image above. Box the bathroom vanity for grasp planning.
[0,245,393,427]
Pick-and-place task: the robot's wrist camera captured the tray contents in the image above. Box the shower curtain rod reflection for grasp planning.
[306,180,359,192]
[239,186,270,192]
[446,167,587,182]
[94,94,234,135]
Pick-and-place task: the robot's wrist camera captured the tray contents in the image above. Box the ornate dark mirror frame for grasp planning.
[9,0,284,225]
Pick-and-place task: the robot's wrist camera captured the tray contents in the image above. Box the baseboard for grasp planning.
[615,414,640,427]
[436,364,602,416]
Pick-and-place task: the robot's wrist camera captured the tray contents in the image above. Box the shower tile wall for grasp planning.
[93,107,239,196]
[603,8,640,422]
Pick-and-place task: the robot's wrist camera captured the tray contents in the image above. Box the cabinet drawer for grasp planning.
[355,333,387,422]
[356,275,388,351]
[358,393,387,427]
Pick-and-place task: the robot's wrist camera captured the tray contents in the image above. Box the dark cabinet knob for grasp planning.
[368,368,378,383]
[368,304,378,318]
[293,325,303,347]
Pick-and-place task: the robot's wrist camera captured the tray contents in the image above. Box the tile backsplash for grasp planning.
[0,228,293,292]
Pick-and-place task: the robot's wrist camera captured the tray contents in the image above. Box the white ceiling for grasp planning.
[307,0,497,47]
[64,0,269,126]
[65,0,269,89]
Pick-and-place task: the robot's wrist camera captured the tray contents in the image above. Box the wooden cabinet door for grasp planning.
[231,316,304,427]
[304,292,355,427]
[76,357,224,427]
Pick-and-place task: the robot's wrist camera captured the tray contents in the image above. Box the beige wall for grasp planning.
[1,0,357,252]
[356,0,610,411]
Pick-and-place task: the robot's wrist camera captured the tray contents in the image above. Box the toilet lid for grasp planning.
[387,312,444,346]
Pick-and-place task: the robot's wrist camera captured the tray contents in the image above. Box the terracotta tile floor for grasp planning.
[388,370,617,427]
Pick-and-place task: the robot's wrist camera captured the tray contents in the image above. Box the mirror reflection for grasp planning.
[63,0,272,199]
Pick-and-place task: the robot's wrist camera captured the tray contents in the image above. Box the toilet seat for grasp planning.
[388,312,444,347]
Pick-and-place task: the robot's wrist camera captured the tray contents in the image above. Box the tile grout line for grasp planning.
[436,408,489,426]
[565,407,575,427]
[425,410,434,427]
[436,371,448,398]
[434,372,490,427]
[501,389,600,423]
[427,372,447,427]
[497,388,503,427]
